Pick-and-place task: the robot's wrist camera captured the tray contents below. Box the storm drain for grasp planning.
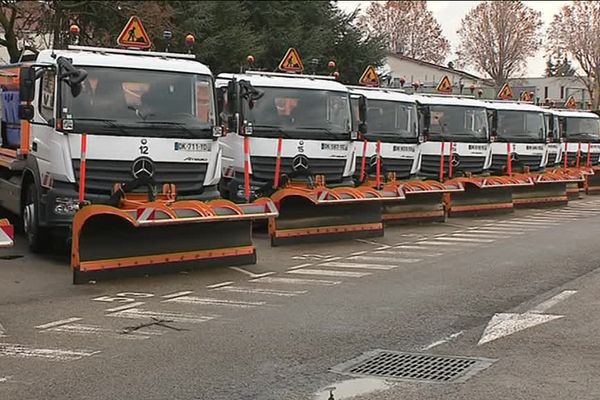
[332,350,495,384]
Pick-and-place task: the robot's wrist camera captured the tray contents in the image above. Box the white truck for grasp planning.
[0,45,274,282]
[217,71,387,245]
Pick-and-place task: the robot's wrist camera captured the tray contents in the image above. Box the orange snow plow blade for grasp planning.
[584,167,600,195]
[380,180,462,224]
[0,219,14,249]
[447,175,532,217]
[510,171,579,208]
[268,183,389,246]
[71,197,277,284]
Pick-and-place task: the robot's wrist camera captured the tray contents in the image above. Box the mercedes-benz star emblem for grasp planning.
[369,155,379,167]
[291,154,309,171]
[451,153,460,167]
[131,157,155,179]
[510,152,519,162]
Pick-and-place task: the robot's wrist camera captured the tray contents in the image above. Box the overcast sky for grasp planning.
[337,0,570,78]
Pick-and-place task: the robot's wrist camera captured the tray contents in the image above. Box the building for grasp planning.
[508,76,591,108]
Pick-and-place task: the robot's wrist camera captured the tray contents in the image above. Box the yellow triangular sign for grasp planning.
[359,65,379,87]
[117,16,152,49]
[436,75,453,93]
[520,91,533,102]
[278,48,304,73]
[497,83,513,100]
[565,95,577,109]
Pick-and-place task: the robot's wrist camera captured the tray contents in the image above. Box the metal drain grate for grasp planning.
[332,350,495,384]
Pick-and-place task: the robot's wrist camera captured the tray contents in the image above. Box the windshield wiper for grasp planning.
[72,117,130,135]
[135,121,198,137]
[251,124,294,139]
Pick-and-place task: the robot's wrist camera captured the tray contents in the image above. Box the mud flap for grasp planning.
[512,181,568,208]
[71,199,277,284]
[586,168,600,195]
[0,219,14,249]
[269,190,383,246]
[448,182,514,217]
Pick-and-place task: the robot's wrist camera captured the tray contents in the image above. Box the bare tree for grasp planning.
[358,0,450,65]
[456,1,542,87]
[0,1,46,63]
[547,1,600,110]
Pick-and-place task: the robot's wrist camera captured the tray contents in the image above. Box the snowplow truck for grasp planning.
[553,109,600,195]
[348,86,460,223]
[415,95,530,217]
[217,71,392,246]
[0,46,276,283]
[486,101,580,208]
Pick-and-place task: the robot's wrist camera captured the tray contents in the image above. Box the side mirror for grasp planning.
[358,95,367,124]
[358,122,367,135]
[18,104,34,120]
[19,67,36,103]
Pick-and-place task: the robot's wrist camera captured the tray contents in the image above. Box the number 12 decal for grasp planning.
[140,138,149,154]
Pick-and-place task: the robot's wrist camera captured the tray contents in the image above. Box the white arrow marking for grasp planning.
[0,343,99,361]
[478,290,576,345]
[229,267,275,278]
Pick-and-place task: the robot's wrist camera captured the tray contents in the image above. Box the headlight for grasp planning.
[54,197,80,215]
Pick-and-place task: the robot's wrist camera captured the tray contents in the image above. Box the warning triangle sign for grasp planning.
[436,75,453,93]
[497,83,513,100]
[278,48,304,73]
[117,16,152,49]
[359,65,379,87]
[565,95,577,109]
[520,91,533,102]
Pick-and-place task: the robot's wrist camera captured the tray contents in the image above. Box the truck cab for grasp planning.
[415,95,491,179]
[554,109,600,167]
[217,71,357,201]
[348,87,419,181]
[486,101,548,173]
[0,46,221,250]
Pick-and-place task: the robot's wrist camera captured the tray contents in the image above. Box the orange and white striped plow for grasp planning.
[70,197,278,284]
[0,219,14,249]
[268,183,393,246]
[446,175,532,217]
[510,170,585,208]
[583,167,600,195]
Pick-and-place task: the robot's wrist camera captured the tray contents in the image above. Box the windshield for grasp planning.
[427,105,488,141]
[366,100,417,141]
[564,117,600,140]
[496,111,545,142]
[61,67,215,138]
[244,87,351,140]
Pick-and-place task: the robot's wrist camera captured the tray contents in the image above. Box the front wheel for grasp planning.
[23,183,51,253]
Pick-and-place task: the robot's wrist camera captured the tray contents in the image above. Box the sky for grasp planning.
[337,0,570,78]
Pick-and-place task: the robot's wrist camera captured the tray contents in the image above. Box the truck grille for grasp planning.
[250,156,346,183]
[490,154,543,172]
[355,157,413,179]
[419,154,486,178]
[72,159,208,196]
[547,152,558,166]
[566,152,599,166]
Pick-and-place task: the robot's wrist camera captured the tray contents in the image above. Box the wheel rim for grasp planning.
[23,203,35,239]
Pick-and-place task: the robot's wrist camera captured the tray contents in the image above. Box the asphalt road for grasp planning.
[2,197,600,400]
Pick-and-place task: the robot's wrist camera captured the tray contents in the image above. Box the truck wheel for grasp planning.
[23,183,50,253]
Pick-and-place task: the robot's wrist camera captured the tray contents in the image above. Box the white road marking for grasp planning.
[0,376,11,383]
[35,317,83,329]
[450,232,509,238]
[250,276,341,286]
[421,331,464,350]
[229,267,275,278]
[104,302,146,313]
[0,343,99,361]
[0,322,6,337]
[464,229,524,235]
[161,291,194,299]
[206,281,234,289]
[436,236,495,243]
[42,323,158,340]
[526,215,577,221]
[478,290,576,345]
[504,220,559,226]
[375,250,442,257]
[354,239,390,248]
[350,251,368,256]
[164,296,266,308]
[416,240,474,246]
[320,261,397,270]
[344,256,422,264]
[393,245,436,250]
[287,263,313,270]
[108,308,217,324]
[479,225,534,231]
[529,290,577,314]
[212,286,307,297]
[286,269,371,278]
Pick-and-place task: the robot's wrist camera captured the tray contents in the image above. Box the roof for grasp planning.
[217,72,349,92]
[348,87,415,103]
[386,53,484,82]
[414,94,487,108]
[35,48,212,76]
[550,109,600,119]
[484,100,546,112]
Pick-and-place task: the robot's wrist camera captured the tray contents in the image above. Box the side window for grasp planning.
[39,70,56,122]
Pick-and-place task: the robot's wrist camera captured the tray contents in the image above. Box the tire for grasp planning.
[22,183,51,253]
